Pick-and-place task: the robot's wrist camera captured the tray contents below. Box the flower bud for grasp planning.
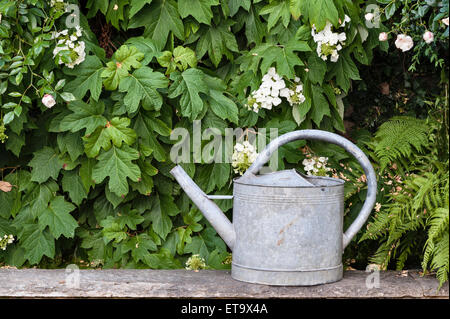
[422,31,434,44]
[378,32,388,42]
[42,94,56,108]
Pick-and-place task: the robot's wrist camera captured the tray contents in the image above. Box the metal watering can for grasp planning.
[170,130,377,286]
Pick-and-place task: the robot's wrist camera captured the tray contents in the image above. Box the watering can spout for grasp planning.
[170,165,236,250]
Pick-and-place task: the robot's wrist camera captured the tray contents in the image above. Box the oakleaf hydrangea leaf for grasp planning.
[119,66,169,113]
[100,216,128,243]
[195,22,239,67]
[128,0,184,49]
[123,234,158,264]
[178,0,219,25]
[59,100,108,136]
[64,55,104,101]
[83,117,137,158]
[125,37,162,65]
[101,45,144,90]
[168,68,209,120]
[20,224,55,265]
[29,147,62,183]
[92,145,141,197]
[129,0,153,18]
[38,196,78,239]
[62,169,88,206]
[157,46,197,74]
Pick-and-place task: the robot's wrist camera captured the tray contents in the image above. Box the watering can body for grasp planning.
[170,130,377,286]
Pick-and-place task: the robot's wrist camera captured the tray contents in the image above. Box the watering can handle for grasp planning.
[243,129,377,249]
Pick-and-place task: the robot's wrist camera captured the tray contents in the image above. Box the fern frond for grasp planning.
[374,117,429,171]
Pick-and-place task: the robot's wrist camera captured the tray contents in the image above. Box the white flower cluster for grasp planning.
[52,26,85,69]
[0,234,14,251]
[245,67,286,113]
[279,77,306,106]
[232,141,258,175]
[302,156,332,176]
[311,15,350,62]
[185,254,207,271]
[245,67,307,113]
[50,0,66,10]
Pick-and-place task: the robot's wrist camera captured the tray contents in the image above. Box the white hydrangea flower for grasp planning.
[279,78,306,107]
[185,254,206,271]
[311,16,350,62]
[50,0,65,8]
[0,234,14,251]
[302,156,332,176]
[232,141,258,175]
[245,67,286,113]
[53,27,85,68]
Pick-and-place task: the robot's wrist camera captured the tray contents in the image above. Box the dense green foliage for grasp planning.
[0,0,448,285]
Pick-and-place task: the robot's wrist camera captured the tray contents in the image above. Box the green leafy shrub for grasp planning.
[0,0,448,288]
[1,0,383,269]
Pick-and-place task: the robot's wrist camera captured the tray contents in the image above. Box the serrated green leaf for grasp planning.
[118,66,169,113]
[260,0,291,30]
[92,145,141,197]
[100,216,128,243]
[328,50,361,93]
[38,196,78,239]
[83,117,137,158]
[62,170,88,206]
[178,0,219,25]
[242,5,266,45]
[116,210,145,230]
[173,46,197,70]
[304,0,339,30]
[250,39,310,78]
[105,0,129,29]
[79,157,96,192]
[125,37,162,65]
[86,0,109,17]
[204,75,238,124]
[123,233,158,264]
[129,0,153,18]
[102,45,144,90]
[228,0,251,16]
[307,54,327,85]
[168,68,209,120]
[21,224,55,265]
[185,236,209,259]
[57,132,84,162]
[133,113,169,162]
[29,147,62,183]
[5,132,25,157]
[147,194,173,240]
[197,163,230,193]
[59,100,108,135]
[195,22,238,67]
[311,85,331,126]
[64,55,104,101]
[130,158,157,195]
[128,0,184,49]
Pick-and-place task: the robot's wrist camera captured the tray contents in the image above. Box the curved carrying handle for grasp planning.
[243,129,377,249]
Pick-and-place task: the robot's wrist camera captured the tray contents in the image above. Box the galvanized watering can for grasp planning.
[170,130,377,286]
